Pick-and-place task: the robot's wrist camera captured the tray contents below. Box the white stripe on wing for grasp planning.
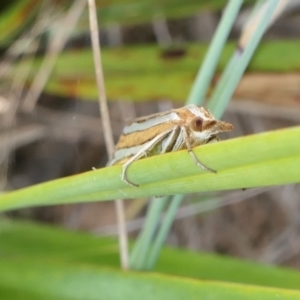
[123,112,179,134]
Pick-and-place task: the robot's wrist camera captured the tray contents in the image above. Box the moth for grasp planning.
[109,104,233,187]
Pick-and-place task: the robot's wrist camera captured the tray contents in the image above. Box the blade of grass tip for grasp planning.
[187,0,244,105]
[132,0,244,271]
[208,0,280,119]
[130,197,169,269]
[88,0,129,270]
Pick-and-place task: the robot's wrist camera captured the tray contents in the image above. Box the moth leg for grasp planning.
[121,127,176,187]
[122,151,147,187]
[183,128,217,174]
[188,150,217,173]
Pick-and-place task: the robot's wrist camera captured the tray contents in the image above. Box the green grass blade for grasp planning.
[0,126,300,212]
[157,246,300,290]
[145,195,182,269]
[2,257,300,300]
[1,220,300,299]
[93,0,251,27]
[11,41,300,101]
[129,198,169,269]
[187,0,243,104]
[208,0,279,118]
[2,220,300,290]
[0,0,41,45]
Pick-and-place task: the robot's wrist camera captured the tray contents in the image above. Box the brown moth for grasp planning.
[109,104,233,187]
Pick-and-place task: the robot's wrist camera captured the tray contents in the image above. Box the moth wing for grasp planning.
[122,126,179,168]
[125,109,174,125]
[122,109,180,136]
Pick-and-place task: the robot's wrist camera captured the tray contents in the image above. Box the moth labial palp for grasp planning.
[108,104,234,187]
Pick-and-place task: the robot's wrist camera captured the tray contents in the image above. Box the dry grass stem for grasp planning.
[87,0,129,270]
[22,0,86,113]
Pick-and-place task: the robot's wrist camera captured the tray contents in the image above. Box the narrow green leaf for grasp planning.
[0,126,299,212]
[2,257,300,300]
[0,0,40,45]
[11,41,300,101]
[209,0,280,119]
[187,0,242,104]
[93,0,248,27]
[1,220,300,299]
[157,247,300,291]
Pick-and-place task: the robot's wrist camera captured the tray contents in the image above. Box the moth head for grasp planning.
[190,108,233,140]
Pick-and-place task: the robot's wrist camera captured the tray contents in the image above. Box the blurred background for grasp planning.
[1,0,300,269]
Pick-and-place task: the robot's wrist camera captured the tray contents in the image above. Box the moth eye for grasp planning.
[192,117,203,131]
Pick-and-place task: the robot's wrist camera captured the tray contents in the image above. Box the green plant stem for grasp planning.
[208,0,280,118]
[130,197,169,269]
[187,0,243,104]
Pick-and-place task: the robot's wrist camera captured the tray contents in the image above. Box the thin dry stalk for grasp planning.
[152,14,172,46]
[0,4,57,79]
[87,0,129,270]
[0,5,54,190]
[22,0,86,113]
